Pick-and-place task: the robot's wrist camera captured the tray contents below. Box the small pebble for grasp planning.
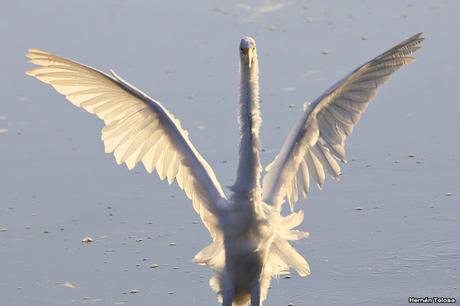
[81,236,93,243]
[63,281,75,288]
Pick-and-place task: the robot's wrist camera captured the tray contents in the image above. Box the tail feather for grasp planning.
[271,238,310,277]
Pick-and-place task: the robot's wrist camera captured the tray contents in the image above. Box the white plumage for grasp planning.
[26,33,423,306]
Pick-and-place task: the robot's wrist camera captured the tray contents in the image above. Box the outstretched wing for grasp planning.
[27,49,227,239]
[262,33,424,210]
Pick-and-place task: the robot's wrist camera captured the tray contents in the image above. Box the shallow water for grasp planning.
[1,1,459,305]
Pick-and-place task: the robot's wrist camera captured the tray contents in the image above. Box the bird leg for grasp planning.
[222,285,235,306]
[250,284,261,306]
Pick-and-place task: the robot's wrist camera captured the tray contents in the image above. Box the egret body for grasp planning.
[26,34,423,306]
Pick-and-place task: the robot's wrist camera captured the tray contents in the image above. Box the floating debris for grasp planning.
[354,207,363,211]
[130,289,139,294]
[445,193,453,197]
[407,154,416,158]
[167,291,175,295]
[361,36,368,41]
[81,236,93,243]
[268,25,277,31]
[320,49,329,55]
[416,160,422,164]
[0,228,8,232]
[169,242,176,246]
[150,264,159,269]
[62,281,75,289]
[43,230,49,234]
[136,238,143,242]
[172,266,180,270]
[192,221,199,224]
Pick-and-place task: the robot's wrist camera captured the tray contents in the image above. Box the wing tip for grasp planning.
[26,48,49,59]
[25,68,35,77]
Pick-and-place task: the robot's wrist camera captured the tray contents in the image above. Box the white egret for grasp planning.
[26,33,423,306]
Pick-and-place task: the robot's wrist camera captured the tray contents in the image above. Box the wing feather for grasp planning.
[27,49,227,239]
[262,33,424,209]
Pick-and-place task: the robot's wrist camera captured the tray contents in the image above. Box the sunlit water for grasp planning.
[1,1,459,305]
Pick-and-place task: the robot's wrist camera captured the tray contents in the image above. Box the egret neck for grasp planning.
[233,37,263,201]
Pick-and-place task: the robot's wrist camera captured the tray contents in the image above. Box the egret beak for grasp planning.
[241,48,253,68]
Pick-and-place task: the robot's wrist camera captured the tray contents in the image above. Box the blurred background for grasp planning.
[1,0,459,305]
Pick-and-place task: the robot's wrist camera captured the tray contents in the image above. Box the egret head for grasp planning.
[240,37,257,68]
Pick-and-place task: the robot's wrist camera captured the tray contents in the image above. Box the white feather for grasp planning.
[26,48,227,240]
[262,33,424,210]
